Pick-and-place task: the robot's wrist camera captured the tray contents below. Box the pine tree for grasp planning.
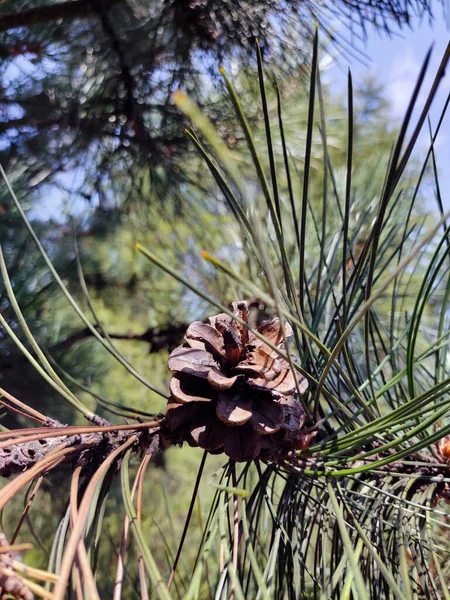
[0,0,444,201]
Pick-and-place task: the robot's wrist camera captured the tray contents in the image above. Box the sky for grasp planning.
[329,11,450,210]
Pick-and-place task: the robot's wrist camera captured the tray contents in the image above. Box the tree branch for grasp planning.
[0,113,187,153]
[50,324,188,354]
[94,1,138,127]
[0,0,121,32]
[0,420,164,477]
[48,298,268,354]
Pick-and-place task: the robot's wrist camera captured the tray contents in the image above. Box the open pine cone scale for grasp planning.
[165,301,309,462]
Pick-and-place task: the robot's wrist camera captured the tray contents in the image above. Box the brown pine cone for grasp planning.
[0,535,33,600]
[165,301,308,461]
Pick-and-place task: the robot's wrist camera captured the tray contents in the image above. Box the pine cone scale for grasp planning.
[234,348,282,379]
[190,414,230,451]
[186,321,225,358]
[249,400,284,434]
[168,347,218,377]
[216,392,253,426]
[207,367,240,390]
[169,373,213,403]
[224,424,261,462]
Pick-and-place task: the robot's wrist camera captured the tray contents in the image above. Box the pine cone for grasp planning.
[0,535,33,600]
[165,301,308,462]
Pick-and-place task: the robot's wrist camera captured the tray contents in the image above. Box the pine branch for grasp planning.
[0,113,187,152]
[0,420,164,478]
[1,417,447,512]
[0,117,60,134]
[49,323,187,354]
[0,0,121,32]
[95,0,141,129]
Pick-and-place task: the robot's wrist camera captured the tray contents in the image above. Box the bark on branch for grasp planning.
[50,323,187,354]
[0,419,165,477]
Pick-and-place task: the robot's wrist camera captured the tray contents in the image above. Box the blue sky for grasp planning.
[329,12,450,209]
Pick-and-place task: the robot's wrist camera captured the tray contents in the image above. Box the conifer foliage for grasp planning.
[0,0,445,198]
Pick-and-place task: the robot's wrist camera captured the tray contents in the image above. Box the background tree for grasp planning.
[0,0,445,203]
